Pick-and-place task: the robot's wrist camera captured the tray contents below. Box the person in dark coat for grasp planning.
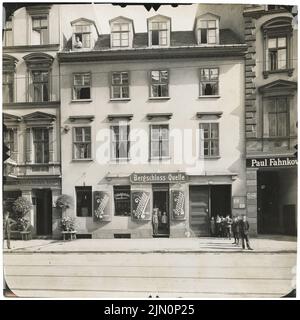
[239,215,253,250]
[232,216,240,245]
[215,215,221,237]
[3,211,17,249]
[225,215,233,240]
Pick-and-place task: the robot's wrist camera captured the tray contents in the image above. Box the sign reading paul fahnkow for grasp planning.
[130,172,187,184]
[246,157,298,168]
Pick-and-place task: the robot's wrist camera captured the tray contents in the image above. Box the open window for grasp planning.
[195,13,220,45]
[148,15,171,47]
[71,18,99,50]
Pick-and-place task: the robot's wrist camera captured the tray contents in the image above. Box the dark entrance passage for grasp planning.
[152,184,170,237]
[189,185,232,236]
[34,189,52,236]
[210,185,232,218]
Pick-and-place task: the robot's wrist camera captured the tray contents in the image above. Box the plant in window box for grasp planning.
[12,197,32,232]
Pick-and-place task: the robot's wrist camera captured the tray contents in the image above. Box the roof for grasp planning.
[89,29,243,51]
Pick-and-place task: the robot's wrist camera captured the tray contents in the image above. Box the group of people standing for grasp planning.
[152,208,168,235]
[210,214,253,250]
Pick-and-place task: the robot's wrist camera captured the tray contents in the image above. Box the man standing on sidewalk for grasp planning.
[3,211,17,250]
[239,215,253,250]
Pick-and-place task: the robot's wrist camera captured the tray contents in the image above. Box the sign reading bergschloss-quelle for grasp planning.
[130,172,186,184]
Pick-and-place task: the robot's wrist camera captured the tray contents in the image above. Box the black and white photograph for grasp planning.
[1,0,298,300]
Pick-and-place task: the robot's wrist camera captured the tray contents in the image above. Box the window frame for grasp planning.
[2,71,14,103]
[149,124,170,160]
[3,17,13,46]
[31,70,50,102]
[197,19,218,44]
[73,24,92,49]
[32,127,50,164]
[31,15,49,45]
[111,23,130,48]
[149,21,169,47]
[199,122,220,158]
[110,124,130,161]
[199,67,219,97]
[72,126,92,160]
[110,71,130,100]
[72,72,92,101]
[75,186,92,217]
[113,185,131,216]
[149,69,170,99]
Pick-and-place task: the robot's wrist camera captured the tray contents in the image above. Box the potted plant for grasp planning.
[55,194,73,218]
[12,197,32,232]
[60,216,76,232]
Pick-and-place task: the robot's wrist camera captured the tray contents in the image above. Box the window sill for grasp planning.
[263,68,294,79]
[110,158,131,163]
[149,97,171,101]
[110,98,131,102]
[199,156,221,160]
[149,157,171,161]
[72,158,93,162]
[71,99,92,103]
[198,95,220,99]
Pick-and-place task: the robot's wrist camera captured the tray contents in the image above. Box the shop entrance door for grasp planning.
[152,184,170,237]
[35,189,52,236]
[189,186,209,236]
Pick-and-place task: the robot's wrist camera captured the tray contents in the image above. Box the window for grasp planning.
[3,17,13,46]
[199,68,219,96]
[2,72,14,103]
[76,186,92,217]
[200,123,219,157]
[73,127,91,159]
[150,70,169,98]
[111,23,129,47]
[264,97,288,137]
[150,125,169,159]
[268,37,287,71]
[150,21,168,46]
[4,128,15,160]
[32,16,49,45]
[198,20,217,44]
[111,125,130,160]
[111,72,129,99]
[114,186,131,216]
[32,71,49,102]
[73,24,91,49]
[33,128,49,163]
[73,73,91,100]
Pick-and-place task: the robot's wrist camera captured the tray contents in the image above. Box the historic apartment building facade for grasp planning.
[3,5,62,237]
[56,3,248,239]
[243,5,297,236]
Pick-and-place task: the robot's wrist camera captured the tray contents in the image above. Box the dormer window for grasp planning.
[195,13,220,45]
[71,18,98,50]
[112,23,129,47]
[148,15,171,47]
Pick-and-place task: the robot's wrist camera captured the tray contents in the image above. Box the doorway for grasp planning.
[152,184,170,237]
[210,185,232,218]
[34,189,52,236]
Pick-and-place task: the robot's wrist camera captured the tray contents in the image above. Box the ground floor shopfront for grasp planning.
[246,156,297,236]
[63,172,247,239]
[3,177,61,238]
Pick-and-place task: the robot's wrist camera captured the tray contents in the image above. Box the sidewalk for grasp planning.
[3,236,297,254]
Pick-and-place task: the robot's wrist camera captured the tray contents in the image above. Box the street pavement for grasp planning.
[3,237,297,299]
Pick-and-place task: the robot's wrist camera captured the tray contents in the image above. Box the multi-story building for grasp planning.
[3,5,62,237]
[57,3,248,239]
[243,5,297,236]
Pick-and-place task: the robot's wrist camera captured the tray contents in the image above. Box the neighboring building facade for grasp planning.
[243,5,298,236]
[3,5,62,237]
[57,4,248,239]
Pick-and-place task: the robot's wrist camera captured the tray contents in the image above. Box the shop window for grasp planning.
[2,72,14,103]
[73,73,91,100]
[76,186,92,217]
[33,128,49,164]
[114,186,131,216]
[150,70,169,98]
[199,68,219,96]
[199,123,219,157]
[3,17,13,46]
[73,127,91,160]
[150,21,168,46]
[111,23,129,47]
[150,124,169,159]
[262,17,293,78]
[111,72,129,99]
[263,97,288,137]
[32,16,49,45]
[32,71,49,102]
[111,125,130,160]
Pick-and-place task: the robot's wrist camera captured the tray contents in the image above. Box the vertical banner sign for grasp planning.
[131,191,151,220]
[94,191,111,221]
[171,190,186,220]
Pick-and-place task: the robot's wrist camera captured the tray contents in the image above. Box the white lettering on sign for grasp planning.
[249,157,297,168]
